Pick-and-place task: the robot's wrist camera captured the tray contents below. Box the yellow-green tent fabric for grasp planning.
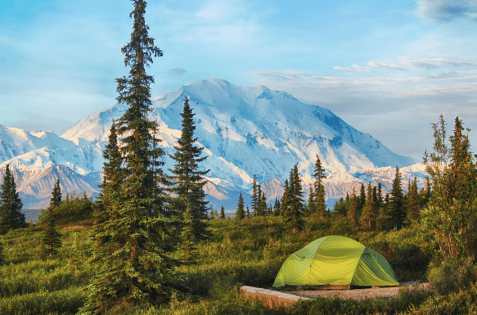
[273,235,399,288]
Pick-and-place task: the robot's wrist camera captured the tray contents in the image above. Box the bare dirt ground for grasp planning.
[285,283,429,301]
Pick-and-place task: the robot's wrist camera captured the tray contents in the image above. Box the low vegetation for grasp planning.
[0,213,474,315]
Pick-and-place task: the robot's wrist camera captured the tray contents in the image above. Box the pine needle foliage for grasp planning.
[0,165,25,234]
[312,155,327,218]
[389,167,406,230]
[421,115,477,259]
[168,97,210,242]
[282,164,305,233]
[80,1,181,313]
[41,180,63,257]
[235,193,245,220]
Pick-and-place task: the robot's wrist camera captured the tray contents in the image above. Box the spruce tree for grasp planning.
[347,188,358,227]
[407,177,419,222]
[41,180,62,257]
[81,1,180,312]
[246,206,250,218]
[180,203,197,263]
[313,155,327,218]
[359,183,376,230]
[282,164,305,233]
[307,184,315,216]
[169,97,210,241]
[273,199,281,216]
[0,165,25,234]
[50,179,62,208]
[421,116,477,258]
[389,167,405,230]
[251,175,260,216]
[236,193,245,220]
[220,206,225,219]
[358,183,366,218]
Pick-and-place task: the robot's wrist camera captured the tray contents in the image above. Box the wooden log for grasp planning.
[240,286,311,309]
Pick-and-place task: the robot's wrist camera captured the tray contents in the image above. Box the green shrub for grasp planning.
[428,258,477,295]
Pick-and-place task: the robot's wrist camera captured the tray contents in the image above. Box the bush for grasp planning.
[38,194,94,226]
[428,258,477,295]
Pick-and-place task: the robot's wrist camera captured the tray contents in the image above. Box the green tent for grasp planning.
[273,235,399,288]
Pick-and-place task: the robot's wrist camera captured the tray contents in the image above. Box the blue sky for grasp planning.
[1,0,477,161]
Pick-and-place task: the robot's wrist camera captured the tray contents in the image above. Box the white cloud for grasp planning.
[333,64,372,73]
[249,55,477,161]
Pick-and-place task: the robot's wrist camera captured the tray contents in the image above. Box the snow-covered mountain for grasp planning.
[0,78,424,209]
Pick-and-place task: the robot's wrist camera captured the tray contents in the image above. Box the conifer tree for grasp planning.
[180,203,197,263]
[282,164,305,233]
[307,184,315,216]
[360,183,376,230]
[407,177,419,222]
[347,188,358,227]
[389,167,405,230]
[41,180,63,257]
[259,191,267,216]
[273,199,281,216]
[251,175,259,216]
[81,1,180,312]
[421,116,477,258]
[50,178,62,208]
[313,155,327,218]
[280,180,289,216]
[0,165,25,234]
[220,206,225,219]
[377,183,384,207]
[169,97,210,241]
[333,198,346,216]
[236,193,245,220]
[246,206,250,218]
[358,183,366,218]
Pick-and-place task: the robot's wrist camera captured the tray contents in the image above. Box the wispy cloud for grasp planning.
[333,64,372,73]
[368,61,407,71]
[250,54,477,160]
[168,68,187,77]
[417,0,477,22]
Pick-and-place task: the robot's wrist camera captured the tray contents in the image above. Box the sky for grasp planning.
[1,0,477,161]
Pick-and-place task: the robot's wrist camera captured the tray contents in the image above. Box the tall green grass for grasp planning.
[0,215,457,314]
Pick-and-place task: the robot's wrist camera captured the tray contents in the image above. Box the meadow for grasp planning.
[2,212,476,315]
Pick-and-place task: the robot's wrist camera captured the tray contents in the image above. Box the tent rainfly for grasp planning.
[273,235,399,288]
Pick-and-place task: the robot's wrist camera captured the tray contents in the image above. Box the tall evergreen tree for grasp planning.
[347,188,358,227]
[251,175,263,216]
[41,180,62,257]
[307,184,315,216]
[169,97,210,241]
[236,193,245,220]
[273,199,281,216]
[282,164,305,233]
[407,177,420,222]
[313,155,327,218]
[220,206,225,219]
[389,167,405,230]
[358,183,366,218]
[360,183,376,230]
[50,179,62,208]
[246,206,250,218]
[0,165,25,234]
[81,1,180,312]
[421,116,477,258]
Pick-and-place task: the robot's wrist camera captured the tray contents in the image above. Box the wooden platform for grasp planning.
[240,286,311,309]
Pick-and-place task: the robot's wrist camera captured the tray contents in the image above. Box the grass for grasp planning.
[0,214,464,314]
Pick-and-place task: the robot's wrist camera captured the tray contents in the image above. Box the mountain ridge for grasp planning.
[1,78,423,209]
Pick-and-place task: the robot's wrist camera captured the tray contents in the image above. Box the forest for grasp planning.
[1,0,477,314]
